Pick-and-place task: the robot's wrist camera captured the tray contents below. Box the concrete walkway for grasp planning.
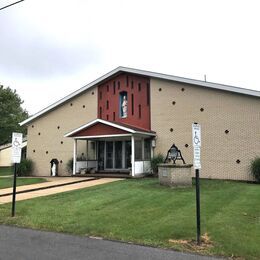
[1,177,94,195]
[0,177,122,204]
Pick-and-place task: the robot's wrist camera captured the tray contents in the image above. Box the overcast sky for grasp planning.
[0,0,259,115]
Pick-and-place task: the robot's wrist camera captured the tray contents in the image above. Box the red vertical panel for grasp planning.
[97,73,151,131]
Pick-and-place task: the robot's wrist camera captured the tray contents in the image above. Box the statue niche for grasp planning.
[120,92,128,118]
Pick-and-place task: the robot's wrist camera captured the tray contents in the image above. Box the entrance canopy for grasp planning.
[65,118,156,139]
[64,119,156,177]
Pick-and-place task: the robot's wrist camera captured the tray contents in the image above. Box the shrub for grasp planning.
[151,153,164,176]
[17,159,33,176]
[250,157,260,182]
[66,158,73,173]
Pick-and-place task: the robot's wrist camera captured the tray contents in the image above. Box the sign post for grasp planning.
[11,132,23,217]
[192,123,201,245]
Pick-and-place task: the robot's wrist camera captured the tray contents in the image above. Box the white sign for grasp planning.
[12,132,23,163]
[192,124,201,147]
[193,146,201,169]
[192,124,201,169]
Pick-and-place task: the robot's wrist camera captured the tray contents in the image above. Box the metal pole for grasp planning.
[11,163,17,217]
[195,168,201,245]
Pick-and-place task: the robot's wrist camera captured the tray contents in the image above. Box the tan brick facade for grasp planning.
[151,78,260,181]
[27,88,97,176]
[26,70,260,181]
[0,146,12,167]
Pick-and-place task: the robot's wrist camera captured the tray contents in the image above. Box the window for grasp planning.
[106,100,109,109]
[144,139,151,160]
[99,107,102,118]
[126,76,129,86]
[87,141,96,160]
[107,85,109,92]
[138,83,141,91]
[147,83,150,105]
[131,81,134,89]
[138,104,141,118]
[135,140,142,160]
[131,94,134,115]
[113,81,116,94]
[113,112,115,121]
[99,91,102,100]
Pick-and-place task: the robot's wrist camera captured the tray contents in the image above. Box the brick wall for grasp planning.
[151,78,260,181]
[27,88,97,176]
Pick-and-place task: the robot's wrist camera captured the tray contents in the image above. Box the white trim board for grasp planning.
[20,66,260,126]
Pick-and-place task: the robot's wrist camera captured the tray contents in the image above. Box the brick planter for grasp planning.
[158,163,193,187]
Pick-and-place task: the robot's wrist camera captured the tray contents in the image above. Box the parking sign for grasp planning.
[192,124,201,169]
[12,132,23,163]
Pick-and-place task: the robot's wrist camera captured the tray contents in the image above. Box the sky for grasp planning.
[0,0,259,115]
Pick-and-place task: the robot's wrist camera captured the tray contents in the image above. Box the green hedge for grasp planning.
[151,153,164,175]
[250,157,260,182]
[17,159,34,176]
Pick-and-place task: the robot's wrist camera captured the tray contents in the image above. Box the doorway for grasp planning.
[97,140,131,171]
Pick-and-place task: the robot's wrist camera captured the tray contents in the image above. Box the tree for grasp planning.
[0,85,28,145]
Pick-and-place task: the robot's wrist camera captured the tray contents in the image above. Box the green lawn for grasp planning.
[0,179,259,259]
[0,177,47,189]
[0,166,13,176]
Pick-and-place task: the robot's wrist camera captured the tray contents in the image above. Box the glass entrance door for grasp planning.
[105,141,113,169]
[115,141,123,169]
[97,141,105,170]
[101,140,130,170]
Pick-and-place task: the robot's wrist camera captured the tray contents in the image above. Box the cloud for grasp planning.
[0,5,101,79]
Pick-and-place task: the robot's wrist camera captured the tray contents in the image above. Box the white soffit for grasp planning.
[20,66,260,126]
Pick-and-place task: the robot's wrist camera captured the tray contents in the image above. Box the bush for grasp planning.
[151,153,164,176]
[250,157,260,182]
[66,158,73,173]
[17,159,33,176]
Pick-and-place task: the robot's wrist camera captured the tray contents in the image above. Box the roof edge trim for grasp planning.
[20,66,260,126]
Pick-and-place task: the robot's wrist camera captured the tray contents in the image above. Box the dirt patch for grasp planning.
[169,233,213,253]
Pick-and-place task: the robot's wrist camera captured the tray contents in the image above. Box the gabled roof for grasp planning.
[64,119,156,138]
[20,66,260,126]
[0,139,27,151]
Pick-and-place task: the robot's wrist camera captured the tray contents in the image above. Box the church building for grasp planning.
[20,67,260,181]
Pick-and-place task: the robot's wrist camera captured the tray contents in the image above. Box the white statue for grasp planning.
[51,163,56,176]
[122,95,127,118]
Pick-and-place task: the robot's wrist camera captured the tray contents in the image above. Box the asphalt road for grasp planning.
[0,225,219,260]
